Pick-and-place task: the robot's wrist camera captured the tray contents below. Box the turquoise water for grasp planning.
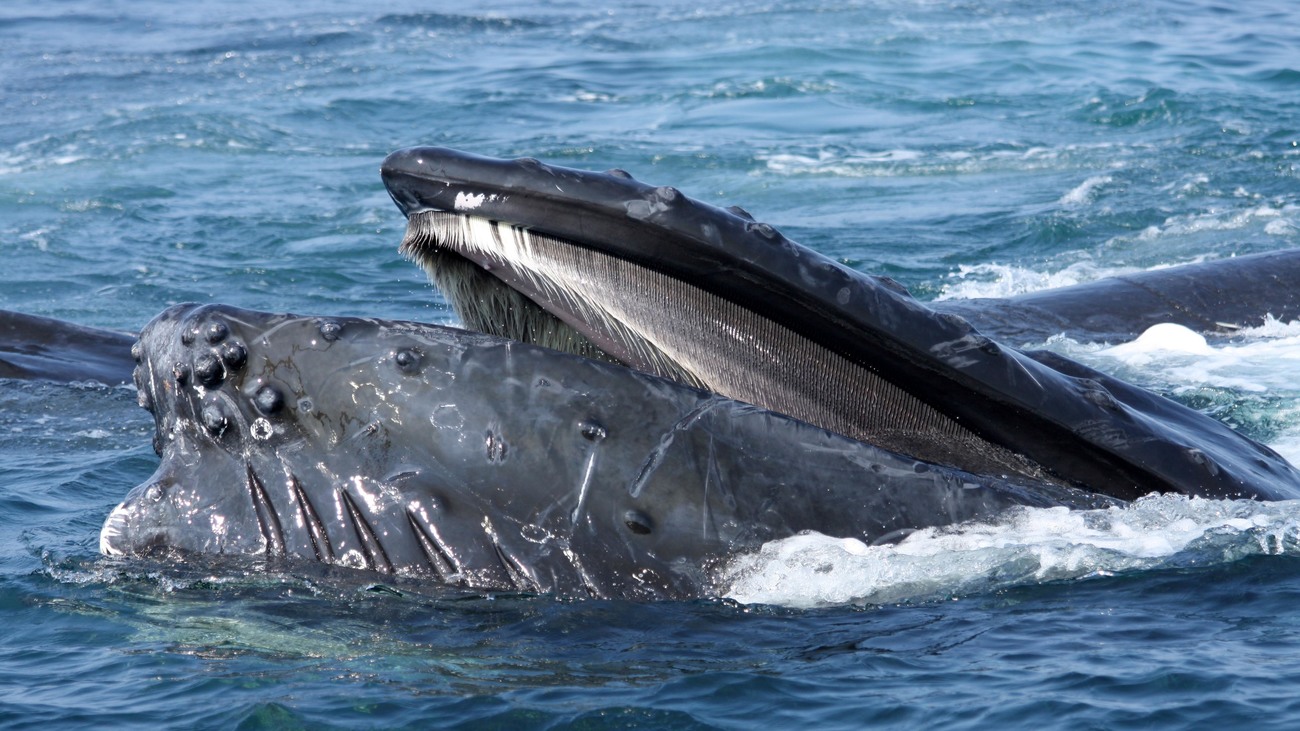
[3,0,1300,727]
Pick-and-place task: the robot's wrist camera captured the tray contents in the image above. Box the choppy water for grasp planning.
[3,0,1300,727]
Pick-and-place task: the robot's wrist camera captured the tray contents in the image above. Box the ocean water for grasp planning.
[3,0,1300,727]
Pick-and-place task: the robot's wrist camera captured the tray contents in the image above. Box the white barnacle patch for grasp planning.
[250,417,273,441]
[454,191,487,211]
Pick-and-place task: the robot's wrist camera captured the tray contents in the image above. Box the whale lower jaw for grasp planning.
[107,303,1116,600]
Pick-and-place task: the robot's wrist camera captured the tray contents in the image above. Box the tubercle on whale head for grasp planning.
[131,303,281,455]
[128,304,375,456]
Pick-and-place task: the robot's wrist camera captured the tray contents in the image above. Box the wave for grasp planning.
[1058,174,1113,207]
[758,141,1134,179]
[935,258,1147,299]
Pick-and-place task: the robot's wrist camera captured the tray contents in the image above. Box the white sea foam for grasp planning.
[762,149,926,177]
[1100,322,1214,360]
[759,142,1129,178]
[722,313,1300,609]
[1058,174,1112,206]
[936,259,1143,300]
[722,495,1300,608]
[19,228,51,252]
[1135,203,1299,242]
[1044,315,1300,454]
[1266,219,1297,236]
[1089,317,1300,393]
[1041,318,1300,466]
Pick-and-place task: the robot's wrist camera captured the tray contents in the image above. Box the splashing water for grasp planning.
[722,494,1300,609]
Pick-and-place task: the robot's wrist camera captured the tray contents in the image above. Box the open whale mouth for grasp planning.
[386,158,1048,486]
[381,146,1300,503]
[396,207,1054,484]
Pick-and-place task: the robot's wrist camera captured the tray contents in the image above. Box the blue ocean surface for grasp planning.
[3,0,1300,727]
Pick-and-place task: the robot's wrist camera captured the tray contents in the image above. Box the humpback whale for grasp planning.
[9,146,1299,599]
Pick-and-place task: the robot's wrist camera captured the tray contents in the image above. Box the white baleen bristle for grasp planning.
[400,210,694,381]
